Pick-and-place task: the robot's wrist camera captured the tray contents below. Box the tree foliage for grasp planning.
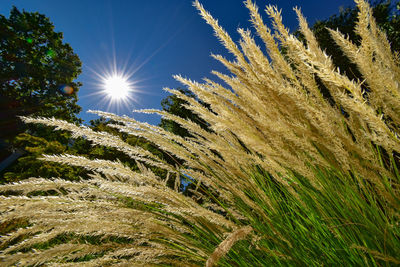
[0,6,83,181]
[2,133,87,182]
[0,6,82,137]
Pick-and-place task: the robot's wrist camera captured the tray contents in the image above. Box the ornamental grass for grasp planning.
[1,0,399,265]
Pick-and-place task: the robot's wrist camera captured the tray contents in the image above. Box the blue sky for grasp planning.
[1,0,356,125]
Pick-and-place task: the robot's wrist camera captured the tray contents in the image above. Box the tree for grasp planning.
[0,6,82,139]
[2,133,88,182]
[0,7,83,181]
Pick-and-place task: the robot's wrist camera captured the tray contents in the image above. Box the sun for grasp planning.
[102,75,131,100]
[85,53,144,113]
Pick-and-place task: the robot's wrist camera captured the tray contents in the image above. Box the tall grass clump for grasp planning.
[1,0,400,265]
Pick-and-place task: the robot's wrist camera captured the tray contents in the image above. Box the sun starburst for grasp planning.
[102,74,131,100]
[83,58,142,115]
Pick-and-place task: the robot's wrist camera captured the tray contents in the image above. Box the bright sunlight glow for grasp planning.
[103,75,130,100]
[85,52,144,113]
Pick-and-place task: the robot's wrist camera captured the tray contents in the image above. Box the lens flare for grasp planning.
[59,85,74,95]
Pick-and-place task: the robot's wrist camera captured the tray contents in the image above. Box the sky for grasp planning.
[0,0,357,125]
